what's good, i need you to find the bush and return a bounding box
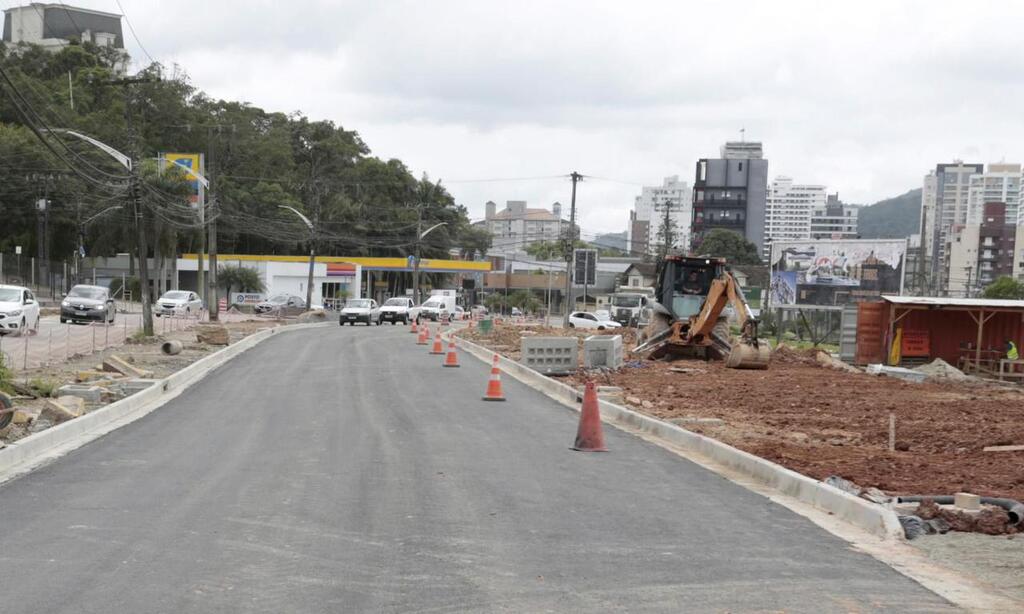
[0,353,12,394]
[28,378,57,398]
[109,276,141,300]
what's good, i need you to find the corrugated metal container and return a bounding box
[855,302,885,365]
[857,300,1024,367]
[840,304,859,363]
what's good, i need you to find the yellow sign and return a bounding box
[163,153,203,205]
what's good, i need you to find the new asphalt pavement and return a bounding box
[0,324,954,612]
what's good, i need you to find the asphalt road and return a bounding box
[0,325,953,612]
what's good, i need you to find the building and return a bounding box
[944,202,1016,297]
[692,141,769,255]
[4,3,123,49]
[763,176,826,257]
[810,193,859,240]
[1015,225,1024,282]
[918,161,984,293]
[628,175,690,255]
[620,262,657,289]
[478,200,574,252]
[966,163,1021,225]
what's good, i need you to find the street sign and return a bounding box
[573,249,597,285]
[15,246,22,255]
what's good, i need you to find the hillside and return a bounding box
[857,189,922,239]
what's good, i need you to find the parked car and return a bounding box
[379,297,415,325]
[511,307,523,317]
[470,305,489,317]
[155,290,202,317]
[0,284,40,336]
[339,298,380,326]
[254,293,305,314]
[60,284,115,324]
[568,311,623,331]
[453,305,466,320]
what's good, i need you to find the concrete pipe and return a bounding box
[161,340,183,356]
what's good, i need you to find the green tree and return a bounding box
[218,265,266,303]
[693,229,762,264]
[981,276,1024,300]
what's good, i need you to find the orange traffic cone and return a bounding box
[430,329,444,355]
[410,319,418,334]
[571,381,607,452]
[443,338,460,367]
[482,354,506,401]
[417,325,429,345]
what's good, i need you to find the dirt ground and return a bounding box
[2,319,282,444]
[459,323,1024,503]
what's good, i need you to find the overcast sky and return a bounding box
[69,0,1024,236]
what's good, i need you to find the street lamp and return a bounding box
[413,221,446,305]
[278,205,316,310]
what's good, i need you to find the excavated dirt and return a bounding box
[463,322,1024,503]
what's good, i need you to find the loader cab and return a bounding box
[656,256,725,319]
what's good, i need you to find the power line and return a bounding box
[114,0,156,65]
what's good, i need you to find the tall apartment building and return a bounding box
[692,141,769,255]
[763,176,826,257]
[477,200,574,252]
[810,193,859,240]
[966,163,1021,225]
[627,175,690,255]
[945,202,1017,297]
[918,161,984,292]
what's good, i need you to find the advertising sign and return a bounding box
[163,153,204,208]
[768,239,906,307]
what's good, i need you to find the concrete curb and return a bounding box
[0,322,330,484]
[453,332,904,541]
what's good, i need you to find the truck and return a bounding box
[609,287,655,327]
[415,289,459,322]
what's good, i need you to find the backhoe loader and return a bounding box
[632,255,771,369]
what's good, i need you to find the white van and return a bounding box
[417,294,457,321]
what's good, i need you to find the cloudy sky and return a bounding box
[68,0,1024,236]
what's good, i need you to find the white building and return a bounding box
[177,256,362,307]
[810,194,859,240]
[966,163,1021,225]
[3,3,128,72]
[918,161,985,292]
[628,175,691,255]
[478,200,574,252]
[763,176,826,257]
[945,224,980,298]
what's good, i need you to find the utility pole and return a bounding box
[563,171,581,327]
[413,206,422,305]
[207,126,219,321]
[110,74,159,336]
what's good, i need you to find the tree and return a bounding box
[981,276,1024,300]
[457,226,492,260]
[693,229,762,264]
[218,265,266,304]
[655,207,678,261]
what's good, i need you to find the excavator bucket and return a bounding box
[724,341,771,369]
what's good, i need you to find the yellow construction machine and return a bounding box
[633,255,771,369]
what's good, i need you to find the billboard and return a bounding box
[768,239,906,307]
[163,153,204,208]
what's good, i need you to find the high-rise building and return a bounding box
[691,141,769,255]
[918,161,984,293]
[476,200,574,252]
[810,193,859,240]
[945,202,1016,297]
[966,163,1021,225]
[763,176,826,257]
[628,175,690,255]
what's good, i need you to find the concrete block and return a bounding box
[954,492,981,511]
[12,410,35,425]
[584,335,623,369]
[75,370,110,383]
[123,379,159,395]
[520,337,577,374]
[41,396,85,423]
[196,324,230,346]
[56,385,104,403]
[102,356,153,379]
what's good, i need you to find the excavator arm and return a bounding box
[688,272,761,345]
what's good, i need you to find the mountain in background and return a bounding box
[856,188,922,239]
[593,231,627,252]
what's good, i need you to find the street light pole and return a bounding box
[278,205,316,309]
[413,219,447,306]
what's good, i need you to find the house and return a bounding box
[620,262,657,289]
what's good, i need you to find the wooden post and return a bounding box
[975,309,984,370]
[889,413,896,452]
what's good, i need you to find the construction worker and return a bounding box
[1007,339,1020,361]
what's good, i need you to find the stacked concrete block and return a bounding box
[521,337,578,375]
[583,335,623,369]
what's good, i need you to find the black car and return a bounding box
[60,285,116,324]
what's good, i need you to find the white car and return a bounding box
[339,298,381,326]
[568,311,623,331]
[155,290,202,317]
[379,297,414,325]
[0,284,40,337]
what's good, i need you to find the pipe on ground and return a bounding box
[897,495,1024,525]
[161,340,183,356]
